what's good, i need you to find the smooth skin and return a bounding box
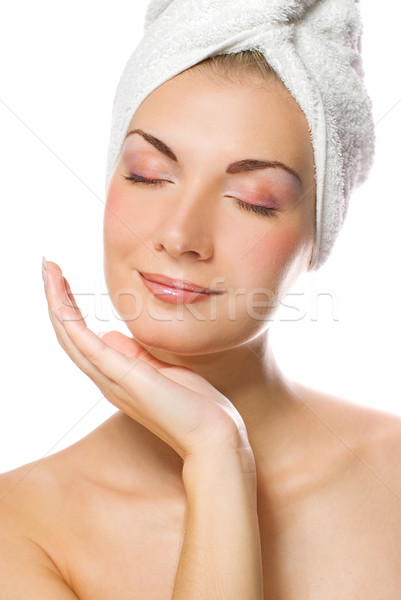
[1,69,401,599]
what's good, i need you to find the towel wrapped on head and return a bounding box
[106,0,375,271]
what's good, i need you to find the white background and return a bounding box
[1,1,400,473]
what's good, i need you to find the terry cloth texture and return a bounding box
[105,0,375,271]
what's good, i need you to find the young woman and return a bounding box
[1,3,400,599]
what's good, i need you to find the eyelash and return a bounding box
[123,173,168,187]
[234,199,278,218]
[122,173,278,217]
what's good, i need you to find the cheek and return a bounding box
[103,178,142,300]
[239,220,312,297]
[104,177,153,258]
[104,177,129,251]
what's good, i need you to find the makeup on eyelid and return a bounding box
[121,149,175,179]
[225,180,297,210]
[227,167,303,196]
[226,163,302,212]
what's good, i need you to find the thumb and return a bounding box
[97,330,142,358]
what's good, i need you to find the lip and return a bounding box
[138,271,224,305]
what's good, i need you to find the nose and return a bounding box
[152,186,214,260]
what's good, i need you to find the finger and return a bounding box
[44,261,85,346]
[45,261,81,317]
[43,262,168,410]
[62,275,86,324]
[98,330,219,398]
[43,262,117,390]
[46,263,173,370]
[52,304,178,405]
[44,262,209,399]
[53,304,155,382]
[98,330,174,370]
[98,331,146,357]
[50,308,201,453]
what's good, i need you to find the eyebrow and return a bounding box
[125,129,178,162]
[124,129,302,185]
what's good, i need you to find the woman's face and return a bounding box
[104,68,316,355]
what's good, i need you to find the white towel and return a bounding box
[105,0,375,270]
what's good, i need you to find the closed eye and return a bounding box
[229,197,278,218]
[122,173,169,186]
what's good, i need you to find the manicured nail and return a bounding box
[52,307,64,323]
[42,264,48,287]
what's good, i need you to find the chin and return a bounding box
[125,319,222,356]
[123,310,270,358]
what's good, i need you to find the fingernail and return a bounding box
[42,256,47,270]
[52,307,64,323]
[98,331,107,339]
[42,265,48,288]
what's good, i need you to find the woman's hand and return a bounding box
[42,258,252,463]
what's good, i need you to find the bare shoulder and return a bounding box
[0,410,182,521]
[0,413,186,599]
[0,459,80,598]
[0,414,149,596]
[290,380,401,496]
[0,411,148,521]
[290,379,401,433]
[0,456,66,530]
